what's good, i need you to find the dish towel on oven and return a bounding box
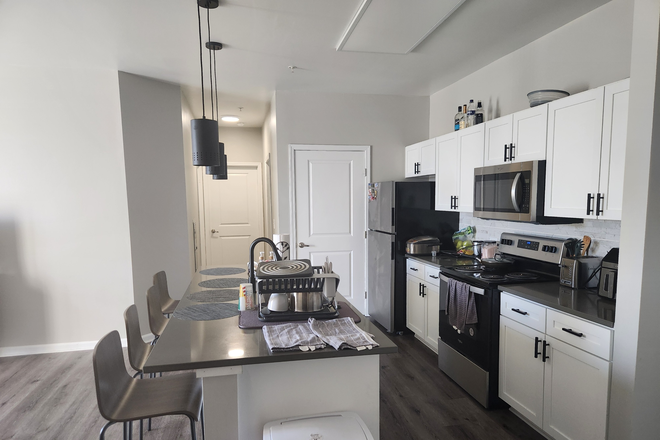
[308,317,379,350]
[446,278,478,332]
[262,322,326,351]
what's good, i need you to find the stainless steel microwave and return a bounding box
[473,160,581,224]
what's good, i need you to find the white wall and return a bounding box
[264,95,279,235]
[0,67,134,354]
[274,91,429,233]
[181,94,201,274]
[429,0,633,137]
[118,72,191,332]
[609,0,660,437]
[219,127,263,164]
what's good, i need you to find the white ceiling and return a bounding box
[0,0,610,128]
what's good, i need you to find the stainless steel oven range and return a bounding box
[437,232,568,408]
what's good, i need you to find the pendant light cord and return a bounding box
[197,3,206,119]
[207,7,214,120]
[214,49,219,119]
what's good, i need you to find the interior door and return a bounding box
[292,148,369,314]
[202,164,264,268]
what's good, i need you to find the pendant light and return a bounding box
[204,37,228,180]
[191,0,220,166]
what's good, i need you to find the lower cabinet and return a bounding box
[406,258,440,353]
[499,292,612,440]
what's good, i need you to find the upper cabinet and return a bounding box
[405,138,436,178]
[545,79,629,220]
[484,105,548,166]
[435,124,484,212]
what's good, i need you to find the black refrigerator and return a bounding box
[367,181,459,333]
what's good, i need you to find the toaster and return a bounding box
[406,236,441,255]
[560,256,600,289]
[598,248,619,299]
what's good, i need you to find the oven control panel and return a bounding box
[499,233,567,265]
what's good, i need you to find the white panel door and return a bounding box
[599,79,630,220]
[435,132,458,211]
[405,145,420,178]
[513,104,548,163]
[456,124,485,212]
[484,114,513,166]
[499,316,545,428]
[543,336,610,440]
[545,87,604,218]
[293,149,368,314]
[203,164,264,267]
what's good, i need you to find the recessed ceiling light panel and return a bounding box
[221,116,240,122]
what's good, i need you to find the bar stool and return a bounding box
[93,330,203,440]
[146,285,169,342]
[153,271,180,316]
[124,304,155,433]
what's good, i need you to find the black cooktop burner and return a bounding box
[476,273,506,281]
[505,272,539,280]
[453,265,484,273]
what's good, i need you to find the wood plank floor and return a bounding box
[0,334,544,439]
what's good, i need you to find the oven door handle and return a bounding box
[511,172,522,212]
[439,274,485,296]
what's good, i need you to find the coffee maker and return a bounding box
[598,248,619,299]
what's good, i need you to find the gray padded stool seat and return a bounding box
[263,412,374,440]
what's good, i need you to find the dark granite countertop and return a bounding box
[499,283,615,328]
[406,254,615,328]
[143,269,398,374]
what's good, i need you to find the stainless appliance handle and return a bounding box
[439,274,485,296]
[511,172,522,212]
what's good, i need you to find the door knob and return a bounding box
[211,229,217,233]
[299,242,310,248]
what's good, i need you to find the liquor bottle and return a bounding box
[475,101,484,125]
[459,104,467,130]
[467,99,476,127]
[454,106,462,131]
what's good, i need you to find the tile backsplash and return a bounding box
[459,213,620,258]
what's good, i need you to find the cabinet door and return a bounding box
[484,115,513,166]
[499,316,545,428]
[456,124,485,212]
[406,275,425,336]
[598,79,629,220]
[405,144,420,178]
[424,283,439,353]
[545,87,604,218]
[419,139,437,176]
[513,104,548,163]
[435,132,458,211]
[543,336,610,440]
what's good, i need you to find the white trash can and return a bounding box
[263,411,375,440]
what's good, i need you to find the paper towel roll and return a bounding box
[272,234,290,260]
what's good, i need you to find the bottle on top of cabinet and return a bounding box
[454,106,462,131]
[476,101,484,125]
[467,99,476,127]
[459,104,467,130]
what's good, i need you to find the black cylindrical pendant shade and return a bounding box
[212,154,228,180]
[191,119,220,166]
[205,143,225,174]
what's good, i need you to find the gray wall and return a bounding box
[118,72,191,332]
[219,127,264,164]
[274,90,429,233]
[429,0,633,136]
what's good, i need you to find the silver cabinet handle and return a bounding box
[299,242,310,248]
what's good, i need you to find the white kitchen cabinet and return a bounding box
[423,283,439,352]
[405,138,436,178]
[484,105,548,166]
[499,292,613,440]
[545,79,629,220]
[406,259,440,353]
[499,316,545,427]
[543,336,610,440]
[406,274,425,337]
[435,125,484,212]
[434,132,458,211]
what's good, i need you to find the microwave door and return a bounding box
[511,172,523,212]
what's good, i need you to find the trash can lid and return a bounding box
[263,411,374,440]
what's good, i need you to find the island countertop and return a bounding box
[143,269,398,374]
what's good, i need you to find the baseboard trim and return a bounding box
[0,338,128,358]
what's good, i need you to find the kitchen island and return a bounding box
[144,268,397,439]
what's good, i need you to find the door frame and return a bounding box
[197,162,264,269]
[288,144,371,310]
